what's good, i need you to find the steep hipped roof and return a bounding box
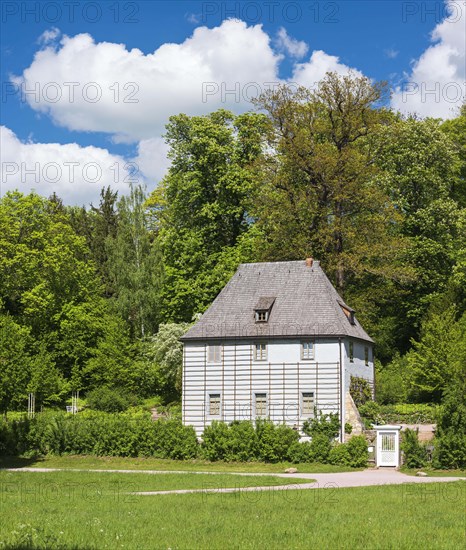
[182,260,373,343]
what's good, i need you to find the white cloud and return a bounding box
[8,19,364,203]
[0,126,134,205]
[13,20,282,143]
[292,50,363,88]
[384,48,399,59]
[37,27,61,46]
[391,0,465,119]
[134,137,171,183]
[275,27,308,59]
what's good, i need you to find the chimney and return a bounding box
[305,257,313,268]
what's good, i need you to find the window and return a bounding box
[349,341,354,363]
[301,341,315,360]
[254,342,267,361]
[365,346,369,366]
[208,393,221,417]
[254,297,275,323]
[301,392,314,417]
[255,310,268,322]
[255,393,267,417]
[338,301,356,325]
[207,344,221,363]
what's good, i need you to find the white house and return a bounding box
[181,259,374,441]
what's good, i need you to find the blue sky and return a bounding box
[1,1,465,204]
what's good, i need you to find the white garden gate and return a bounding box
[375,425,401,467]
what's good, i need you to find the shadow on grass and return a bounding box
[0,455,46,469]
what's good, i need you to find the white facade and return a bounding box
[182,338,374,440]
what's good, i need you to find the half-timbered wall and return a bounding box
[182,339,352,437]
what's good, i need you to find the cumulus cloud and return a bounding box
[275,27,308,59]
[12,20,282,142]
[0,126,134,205]
[292,50,363,88]
[37,27,61,46]
[133,137,171,184]
[391,0,465,119]
[8,19,363,203]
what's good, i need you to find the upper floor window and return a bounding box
[365,346,369,366]
[208,344,222,363]
[301,341,315,360]
[254,342,267,361]
[349,341,354,363]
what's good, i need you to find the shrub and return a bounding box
[401,428,428,468]
[202,420,299,463]
[256,420,299,463]
[346,435,369,467]
[4,411,198,460]
[227,421,259,462]
[153,419,198,459]
[329,444,351,465]
[358,401,381,425]
[328,436,368,467]
[302,412,340,440]
[433,376,466,469]
[86,386,139,413]
[309,434,332,463]
[201,421,231,461]
[350,376,372,407]
[289,441,314,463]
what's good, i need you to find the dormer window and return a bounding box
[255,310,269,322]
[254,296,275,323]
[338,300,356,325]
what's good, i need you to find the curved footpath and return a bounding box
[4,467,464,496]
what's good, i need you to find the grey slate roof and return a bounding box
[182,260,373,343]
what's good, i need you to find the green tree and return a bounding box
[373,118,463,333]
[150,109,269,321]
[441,104,466,207]
[252,73,408,294]
[0,314,31,416]
[106,184,163,338]
[405,307,461,402]
[144,322,191,401]
[0,191,99,335]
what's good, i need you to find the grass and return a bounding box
[0,469,464,549]
[0,469,307,493]
[0,454,359,473]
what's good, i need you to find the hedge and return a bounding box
[0,413,369,467]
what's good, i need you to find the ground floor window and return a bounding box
[301,392,315,417]
[254,393,267,417]
[208,393,221,417]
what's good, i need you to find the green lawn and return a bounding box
[0,469,464,549]
[0,469,307,493]
[0,454,358,473]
